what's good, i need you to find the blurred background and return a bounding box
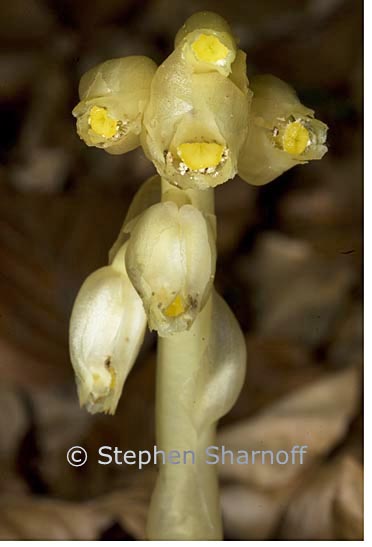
[0,0,363,540]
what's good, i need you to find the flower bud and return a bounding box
[69,244,147,414]
[192,291,246,430]
[175,11,237,77]
[142,48,251,190]
[238,75,328,185]
[73,56,157,155]
[125,201,216,336]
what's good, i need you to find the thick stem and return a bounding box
[147,298,222,540]
[146,178,222,540]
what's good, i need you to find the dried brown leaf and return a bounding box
[278,157,363,263]
[0,387,29,495]
[0,496,108,540]
[0,387,28,460]
[28,388,93,497]
[93,469,156,540]
[237,232,356,348]
[221,484,290,540]
[217,366,360,489]
[328,302,363,369]
[334,456,364,539]
[224,335,320,422]
[0,184,131,387]
[279,454,363,540]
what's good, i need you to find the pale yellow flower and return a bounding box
[125,201,216,336]
[238,75,328,185]
[175,11,237,77]
[73,56,157,154]
[142,47,251,190]
[69,244,147,414]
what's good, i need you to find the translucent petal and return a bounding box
[69,247,147,414]
[125,201,216,335]
[193,290,246,429]
[238,74,328,185]
[175,11,235,48]
[142,48,251,190]
[73,56,157,154]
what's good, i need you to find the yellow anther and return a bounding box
[282,121,310,155]
[177,142,224,170]
[92,366,116,390]
[109,368,116,389]
[89,106,118,139]
[164,294,185,318]
[191,34,229,64]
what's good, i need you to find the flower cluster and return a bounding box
[70,11,328,414]
[73,11,327,189]
[69,175,218,413]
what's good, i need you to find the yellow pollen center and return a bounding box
[191,34,229,64]
[164,295,185,318]
[89,106,118,139]
[177,142,224,170]
[282,121,310,155]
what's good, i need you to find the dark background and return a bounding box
[0,0,363,540]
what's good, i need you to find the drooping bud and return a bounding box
[73,56,157,154]
[193,290,246,430]
[141,47,251,190]
[125,201,216,336]
[69,244,147,414]
[238,75,328,185]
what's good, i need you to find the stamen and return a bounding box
[89,106,118,139]
[164,294,186,317]
[177,142,225,170]
[191,34,229,64]
[282,121,310,155]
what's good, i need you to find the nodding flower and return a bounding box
[73,56,157,155]
[125,201,216,336]
[69,243,147,414]
[141,44,251,190]
[238,74,328,186]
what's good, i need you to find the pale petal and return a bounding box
[69,247,147,414]
[73,56,157,154]
[125,202,216,335]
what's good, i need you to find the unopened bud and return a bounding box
[193,291,246,429]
